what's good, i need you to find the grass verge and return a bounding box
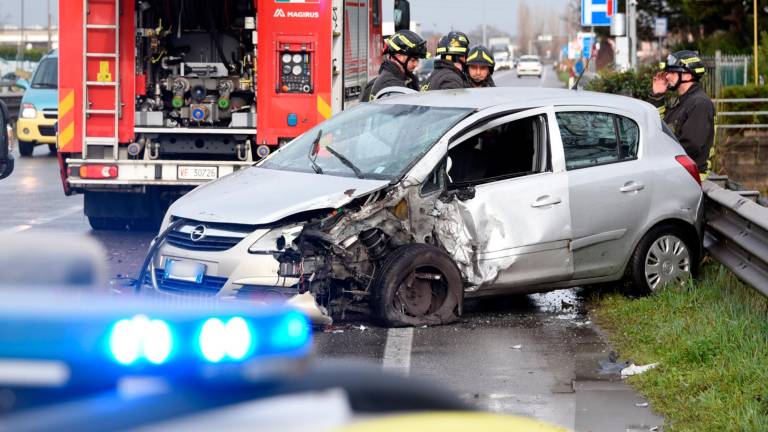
[591,263,768,431]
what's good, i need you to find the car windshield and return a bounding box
[31,58,57,89]
[259,103,471,180]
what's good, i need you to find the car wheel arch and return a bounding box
[621,217,701,278]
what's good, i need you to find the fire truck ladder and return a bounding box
[82,0,120,160]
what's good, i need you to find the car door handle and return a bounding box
[531,195,562,208]
[620,181,645,193]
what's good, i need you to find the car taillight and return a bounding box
[675,155,701,186]
[79,164,118,179]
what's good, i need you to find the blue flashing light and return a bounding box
[287,113,298,127]
[198,316,256,363]
[108,315,174,366]
[271,311,310,351]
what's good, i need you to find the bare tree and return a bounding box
[517,0,533,54]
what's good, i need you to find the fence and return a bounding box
[703,176,768,297]
[702,52,753,98]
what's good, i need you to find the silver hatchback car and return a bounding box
[143,88,704,327]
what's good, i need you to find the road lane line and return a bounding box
[0,205,82,234]
[382,327,414,376]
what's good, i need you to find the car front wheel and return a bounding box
[18,140,34,157]
[629,225,697,294]
[372,243,463,327]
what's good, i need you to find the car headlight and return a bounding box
[6,125,13,153]
[20,103,37,119]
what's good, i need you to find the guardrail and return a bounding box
[0,82,23,119]
[713,98,768,130]
[703,175,768,296]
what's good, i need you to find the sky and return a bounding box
[0,0,570,33]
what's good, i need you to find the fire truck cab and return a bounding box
[58,0,411,230]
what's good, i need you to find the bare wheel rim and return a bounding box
[393,266,448,318]
[644,234,691,291]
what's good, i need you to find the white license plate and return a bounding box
[164,259,207,283]
[178,166,218,180]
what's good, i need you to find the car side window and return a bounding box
[447,114,546,185]
[556,112,639,170]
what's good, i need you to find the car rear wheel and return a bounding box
[372,243,462,327]
[629,225,696,295]
[18,140,34,157]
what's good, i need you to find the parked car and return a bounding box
[0,99,14,179]
[516,54,542,78]
[141,88,704,327]
[14,50,58,157]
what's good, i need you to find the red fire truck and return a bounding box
[58,0,411,230]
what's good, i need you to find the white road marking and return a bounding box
[382,327,414,376]
[0,205,82,234]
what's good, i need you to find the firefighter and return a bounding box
[649,50,715,175]
[466,46,496,88]
[422,31,471,91]
[360,30,429,102]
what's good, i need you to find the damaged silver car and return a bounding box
[141,88,704,327]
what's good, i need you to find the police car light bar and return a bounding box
[0,289,312,387]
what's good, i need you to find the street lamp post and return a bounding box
[754,0,759,85]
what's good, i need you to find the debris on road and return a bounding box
[635,402,650,408]
[512,344,522,350]
[621,363,659,378]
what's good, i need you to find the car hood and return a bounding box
[21,87,57,109]
[169,167,391,225]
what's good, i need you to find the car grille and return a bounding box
[146,269,226,296]
[166,220,254,252]
[236,284,298,301]
[38,125,56,136]
[42,110,58,119]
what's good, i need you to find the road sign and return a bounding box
[582,36,594,59]
[581,0,616,27]
[654,17,668,38]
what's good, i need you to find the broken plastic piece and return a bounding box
[621,363,659,378]
[286,292,333,326]
[512,345,522,350]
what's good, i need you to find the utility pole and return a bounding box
[47,0,52,51]
[627,0,637,69]
[17,0,24,69]
[754,0,759,85]
[482,0,487,47]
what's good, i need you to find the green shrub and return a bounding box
[584,66,656,99]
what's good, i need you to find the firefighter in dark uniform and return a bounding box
[422,31,471,91]
[466,46,496,88]
[648,50,715,175]
[360,30,429,102]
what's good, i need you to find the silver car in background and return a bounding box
[143,88,704,327]
[516,55,543,78]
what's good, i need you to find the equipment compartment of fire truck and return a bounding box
[58,0,409,230]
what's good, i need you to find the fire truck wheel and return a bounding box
[88,216,128,231]
[48,144,57,155]
[18,141,34,157]
[372,243,462,328]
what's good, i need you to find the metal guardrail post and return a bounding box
[703,179,768,296]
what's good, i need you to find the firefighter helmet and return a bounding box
[436,31,470,60]
[466,46,495,75]
[660,50,706,80]
[384,30,429,59]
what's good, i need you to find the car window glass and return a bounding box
[447,115,544,185]
[618,116,639,160]
[556,112,619,170]
[31,58,57,89]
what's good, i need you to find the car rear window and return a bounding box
[556,112,639,170]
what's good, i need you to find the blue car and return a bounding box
[15,50,58,157]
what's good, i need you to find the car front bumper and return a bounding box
[16,112,57,144]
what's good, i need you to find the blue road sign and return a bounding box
[582,36,594,59]
[575,60,585,75]
[581,0,616,27]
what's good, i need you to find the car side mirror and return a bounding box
[394,0,411,32]
[14,78,29,90]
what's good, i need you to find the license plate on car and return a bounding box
[178,166,218,180]
[164,259,207,283]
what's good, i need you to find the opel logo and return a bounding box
[190,225,207,242]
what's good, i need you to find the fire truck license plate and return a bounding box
[178,166,218,180]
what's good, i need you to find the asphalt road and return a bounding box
[0,67,664,431]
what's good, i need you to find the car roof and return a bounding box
[376,87,660,125]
